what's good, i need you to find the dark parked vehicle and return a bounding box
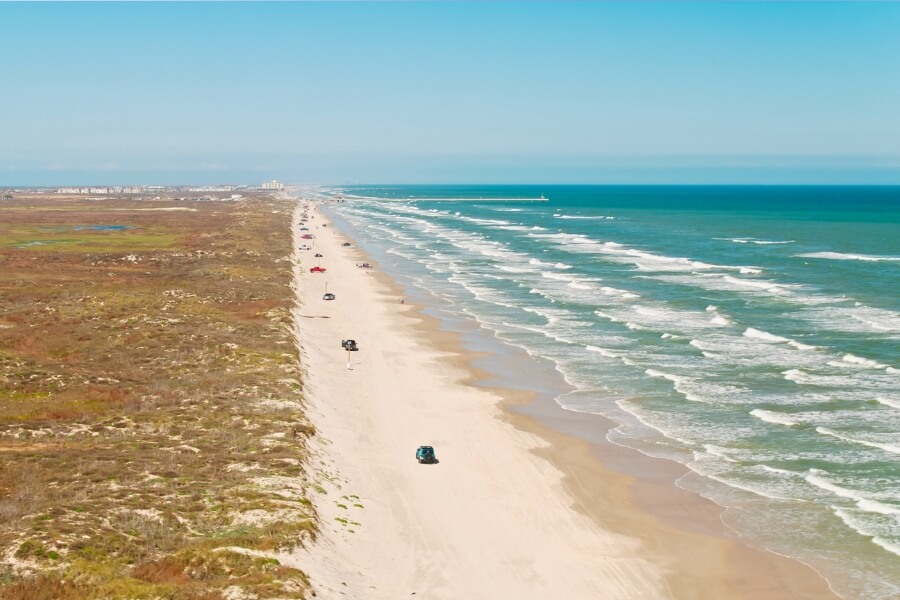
[416,446,437,464]
[341,339,359,351]
[314,253,323,257]
[323,293,336,301]
[341,242,352,247]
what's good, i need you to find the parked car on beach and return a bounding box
[323,293,335,301]
[416,446,437,464]
[310,266,326,273]
[341,242,352,247]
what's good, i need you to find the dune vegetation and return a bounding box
[0,194,316,599]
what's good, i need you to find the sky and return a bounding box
[1,1,900,185]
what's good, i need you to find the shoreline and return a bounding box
[293,198,839,599]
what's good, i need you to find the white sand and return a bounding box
[289,200,667,599]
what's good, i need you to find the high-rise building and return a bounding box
[261,180,284,191]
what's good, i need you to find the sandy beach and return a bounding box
[289,199,838,599]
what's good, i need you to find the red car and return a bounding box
[310,266,326,273]
[301,234,314,239]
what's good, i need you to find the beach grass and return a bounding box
[0,194,316,598]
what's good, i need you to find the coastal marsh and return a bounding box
[0,194,316,599]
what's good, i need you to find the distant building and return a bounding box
[261,180,284,191]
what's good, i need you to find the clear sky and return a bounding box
[2,1,899,185]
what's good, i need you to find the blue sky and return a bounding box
[2,2,899,185]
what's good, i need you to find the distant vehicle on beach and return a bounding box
[323,293,335,301]
[302,234,315,239]
[341,242,352,247]
[310,266,326,273]
[416,446,437,464]
[341,339,359,351]
[314,253,323,257]
[299,227,309,230]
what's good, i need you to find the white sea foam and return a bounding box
[796,304,900,335]
[761,465,798,477]
[615,399,695,446]
[806,470,866,501]
[876,397,900,409]
[586,345,621,358]
[644,369,709,402]
[787,340,819,351]
[530,231,760,274]
[716,237,794,245]
[741,328,817,351]
[857,499,900,516]
[541,271,575,282]
[634,306,668,318]
[705,305,718,312]
[553,214,616,220]
[750,409,799,427]
[497,265,535,274]
[872,537,900,558]
[645,369,685,384]
[687,461,797,501]
[816,427,900,455]
[797,252,900,262]
[744,327,790,343]
[783,369,812,384]
[601,286,640,299]
[832,508,900,558]
[701,444,739,463]
[529,258,554,267]
[594,310,621,322]
[840,353,891,370]
[710,315,731,326]
[649,273,799,297]
[723,275,786,293]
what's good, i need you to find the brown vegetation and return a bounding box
[0,194,314,598]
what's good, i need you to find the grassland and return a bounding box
[0,194,316,599]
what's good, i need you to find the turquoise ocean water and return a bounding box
[317,185,899,599]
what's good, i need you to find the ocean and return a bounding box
[314,185,900,599]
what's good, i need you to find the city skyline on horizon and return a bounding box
[2,2,899,185]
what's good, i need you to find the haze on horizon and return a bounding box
[2,2,899,186]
